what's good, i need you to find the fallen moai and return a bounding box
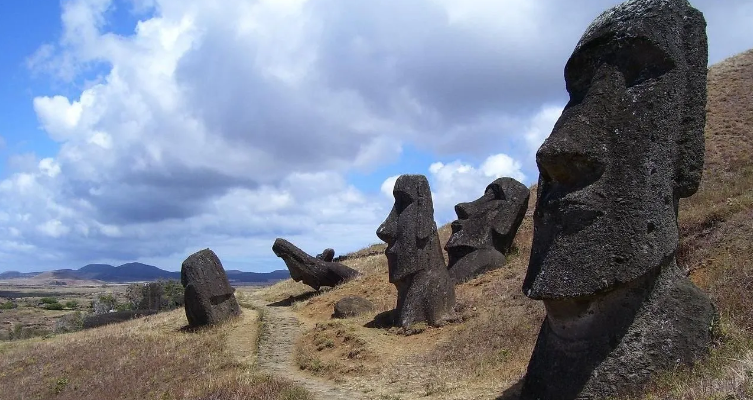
[272,238,360,290]
[520,1,717,398]
[376,174,455,328]
[181,248,242,327]
[445,177,529,283]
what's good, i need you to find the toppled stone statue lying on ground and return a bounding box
[182,248,242,327]
[377,174,455,328]
[520,0,717,398]
[272,238,360,290]
[445,177,529,283]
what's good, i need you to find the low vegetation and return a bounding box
[0,308,310,400]
[1,49,752,400]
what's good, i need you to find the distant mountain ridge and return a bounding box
[0,262,289,284]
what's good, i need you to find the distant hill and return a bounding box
[0,271,41,279]
[92,262,180,282]
[225,269,291,283]
[1,262,290,284]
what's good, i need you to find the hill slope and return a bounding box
[3,49,752,400]
[251,49,753,400]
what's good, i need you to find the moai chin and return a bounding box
[445,177,529,284]
[520,0,717,398]
[376,174,455,328]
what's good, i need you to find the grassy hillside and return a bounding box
[2,49,752,400]
[0,306,311,400]
[255,49,753,399]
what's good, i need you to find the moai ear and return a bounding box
[674,7,707,199]
[416,178,435,241]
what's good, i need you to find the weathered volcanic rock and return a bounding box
[315,248,335,262]
[333,296,375,319]
[376,174,455,328]
[272,239,360,290]
[520,1,717,399]
[445,177,529,283]
[181,248,241,327]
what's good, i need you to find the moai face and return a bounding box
[446,181,506,265]
[523,0,707,300]
[446,178,528,266]
[377,175,436,283]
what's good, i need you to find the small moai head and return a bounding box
[376,174,437,283]
[523,0,708,299]
[446,177,529,266]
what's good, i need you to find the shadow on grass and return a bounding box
[364,309,394,329]
[495,379,524,400]
[267,290,321,307]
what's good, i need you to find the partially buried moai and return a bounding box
[181,248,242,327]
[445,177,529,284]
[377,174,455,328]
[520,0,716,398]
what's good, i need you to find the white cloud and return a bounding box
[1,0,749,271]
[380,175,400,199]
[428,154,525,223]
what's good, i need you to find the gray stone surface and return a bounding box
[181,248,241,327]
[376,174,455,328]
[316,248,335,262]
[445,177,529,283]
[520,1,717,398]
[272,239,360,290]
[333,296,375,319]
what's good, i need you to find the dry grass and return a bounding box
[0,309,310,400]
[3,49,752,400]
[255,49,753,399]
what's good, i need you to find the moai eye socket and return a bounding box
[394,190,414,214]
[565,35,676,106]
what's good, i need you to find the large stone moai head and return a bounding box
[181,248,241,327]
[520,1,716,398]
[445,177,529,283]
[377,175,455,328]
[524,0,707,299]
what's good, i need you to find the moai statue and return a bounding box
[376,174,455,328]
[181,248,242,327]
[272,239,360,290]
[315,248,336,262]
[445,177,529,283]
[520,1,717,398]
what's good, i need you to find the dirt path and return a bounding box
[248,293,368,400]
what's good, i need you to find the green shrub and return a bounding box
[64,300,79,309]
[0,301,16,310]
[44,303,65,310]
[40,297,59,305]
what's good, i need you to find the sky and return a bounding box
[0,0,751,273]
